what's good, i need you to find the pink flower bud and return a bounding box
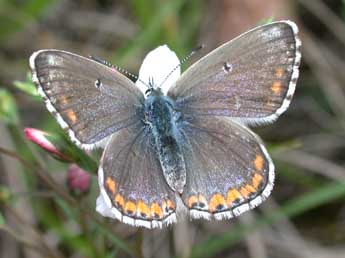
[67,164,91,193]
[24,128,70,161]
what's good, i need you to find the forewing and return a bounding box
[98,122,177,228]
[168,21,301,125]
[179,117,274,220]
[30,50,144,149]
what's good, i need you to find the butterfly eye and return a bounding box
[95,78,102,89]
[145,88,152,95]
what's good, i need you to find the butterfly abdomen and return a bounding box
[144,90,186,194]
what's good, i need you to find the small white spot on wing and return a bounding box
[222,62,232,74]
[94,78,102,89]
[29,49,114,150]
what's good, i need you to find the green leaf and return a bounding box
[56,198,77,221]
[0,211,5,225]
[114,0,187,65]
[0,0,58,43]
[128,0,154,26]
[0,89,19,125]
[13,72,40,99]
[22,0,59,18]
[44,131,98,173]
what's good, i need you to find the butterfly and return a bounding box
[30,20,301,229]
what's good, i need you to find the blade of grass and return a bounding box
[0,146,133,255]
[113,0,186,65]
[95,220,135,256]
[187,180,345,258]
[0,0,57,43]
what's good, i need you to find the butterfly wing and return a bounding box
[168,21,301,125]
[97,122,177,228]
[178,116,274,220]
[30,50,144,149]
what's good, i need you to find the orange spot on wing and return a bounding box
[115,194,124,209]
[137,200,150,218]
[275,68,284,78]
[209,194,227,212]
[188,195,198,208]
[150,203,163,219]
[166,199,175,210]
[245,184,256,194]
[271,81,282,94]
[60,96,68,105]
[252,173,263,189]
[162,199,175,214]
[124,201,136,215]
[106,177,116,194]
[167,199,175,209]
[240,187,251,198]
[66,109,77,123]
[254,155,264,171]
[226,189,241,206]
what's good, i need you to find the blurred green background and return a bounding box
[1,0,345,258]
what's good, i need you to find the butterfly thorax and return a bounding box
[144,88,186,194]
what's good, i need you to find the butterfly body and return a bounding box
[30,20,301,228]
[144,88,186,193]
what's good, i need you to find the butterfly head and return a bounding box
[143,86,181,133]
[144,76,158,96]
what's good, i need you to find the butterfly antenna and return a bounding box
[89,56,150,89]
[158,44,204,89]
